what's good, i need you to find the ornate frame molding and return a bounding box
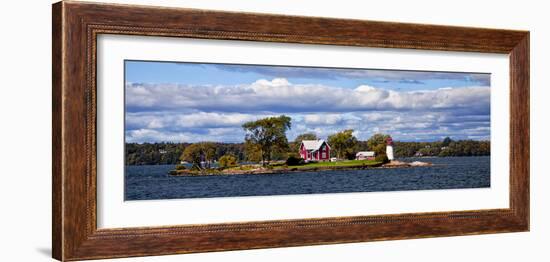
[53,1,529,261]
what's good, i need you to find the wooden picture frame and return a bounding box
[52,1,529,261]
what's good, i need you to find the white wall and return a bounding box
[0,0,547,261]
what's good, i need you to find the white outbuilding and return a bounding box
[356,151,376,160]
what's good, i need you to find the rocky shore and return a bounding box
[381,160,433,168]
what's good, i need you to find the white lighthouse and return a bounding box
[386,136,395,161]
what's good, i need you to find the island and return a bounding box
[167,117,435,176]
[169,159,386,176]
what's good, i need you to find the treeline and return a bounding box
[393,138,490,158]
[126,137,490,166]
[126,142,246,166]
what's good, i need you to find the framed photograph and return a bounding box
[52,1,529,261]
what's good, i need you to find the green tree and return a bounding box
[417,145,441,156]
[366,133,390,156]
[442,137,453,147]
[328,129,358,160]
[242,115,292,166]
[295,133,318,142]
[244,140,263,163]
[218,154,238,169]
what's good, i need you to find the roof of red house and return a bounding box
[301,140,330,151]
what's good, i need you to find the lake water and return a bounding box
[125,156,490,200]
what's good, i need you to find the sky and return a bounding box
[125,60,491,144]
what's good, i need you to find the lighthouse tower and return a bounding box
[386,136,395,161]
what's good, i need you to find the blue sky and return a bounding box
[125,60,491,143]
[126,61,489,91]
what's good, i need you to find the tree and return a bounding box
[328,129,358,160]
[181,143,203,170]
[366,133,390,156]
[201,142,216,168]
[242,115,292,166]
[442,137,453,147]
[295,133,318,142]
[290,133,318,153]
[180,142,216,170]
[218,154,238,169]
[244,140,262,163]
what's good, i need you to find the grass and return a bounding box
[170,159,383,176]
[276,159,382,170]
[224,165,260,172]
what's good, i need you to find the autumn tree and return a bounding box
[242,115,291,166]
[181,144,202,170]
[218,154,238,169]
[327,129,358,160]
[201,142,216,168]
[180,142,216,170]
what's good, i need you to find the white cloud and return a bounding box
[126,129,194,143]
[126,78,490,114]
[124,79,491,143]
[126,109,490,143]
[126,112,269,130]
[126,127,247,143]
[212,64,491,86]
[303,114,343,125]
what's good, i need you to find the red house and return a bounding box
[299,140,331,161]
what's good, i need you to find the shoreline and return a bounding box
[169,160,433,177]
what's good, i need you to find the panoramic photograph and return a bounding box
[124,60,491,201]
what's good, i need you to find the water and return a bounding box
[125,156,490,200]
